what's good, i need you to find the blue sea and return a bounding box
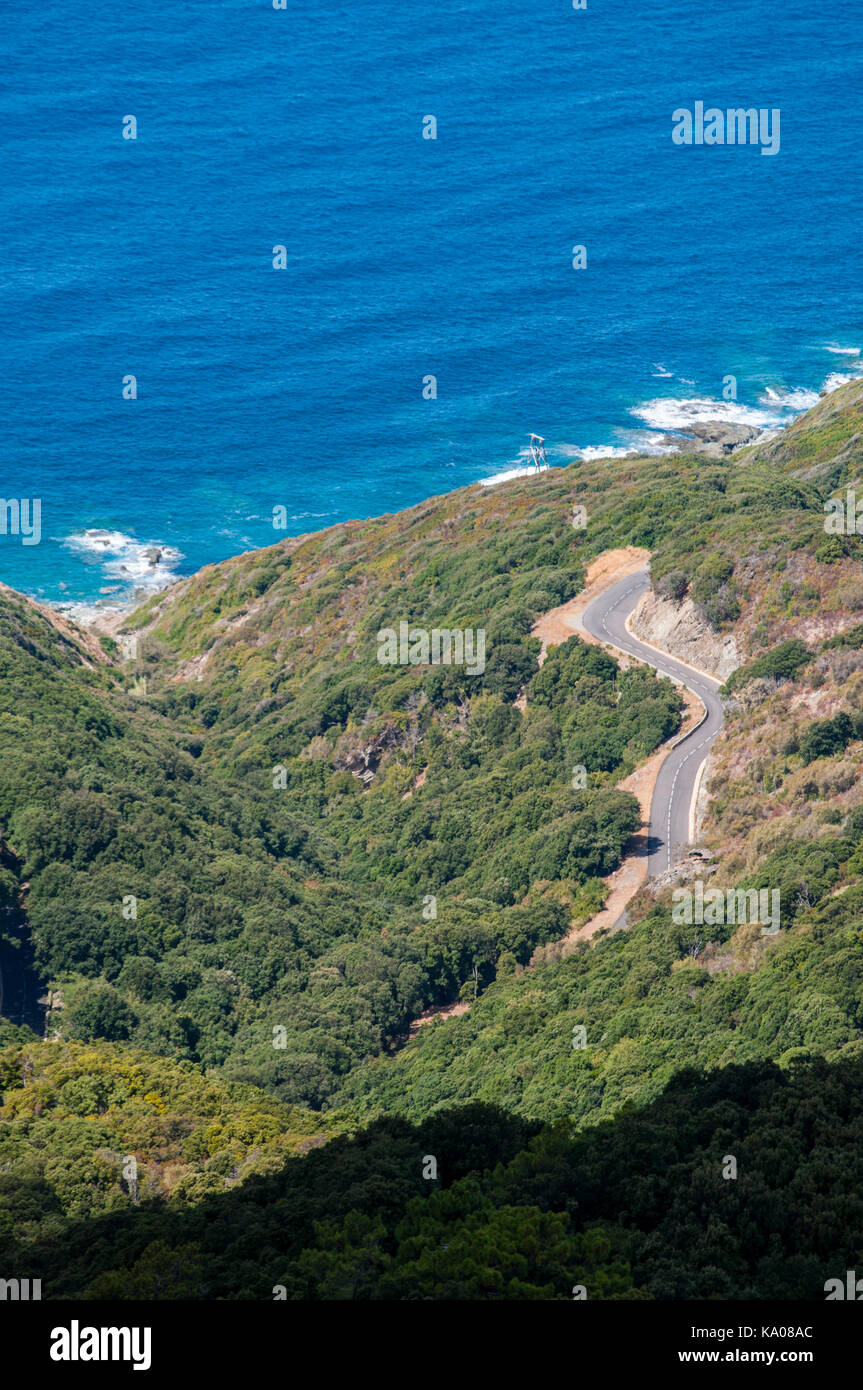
[1,0,861,613]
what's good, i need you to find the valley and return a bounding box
[2,379,863,1298]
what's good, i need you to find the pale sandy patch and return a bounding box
[86,609,129,642]
[531,546,651,666]
[398,547,710,1042]
[409,999,471,1034]
[528,547,710,944]
[565,686,704,945]
[401,766,429,800]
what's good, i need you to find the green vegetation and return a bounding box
[3,379,863,1298]
[0,574,673,1107]
[799,712,860,765]
[725,639,812,692]
[4,1053,863,1300]
[823,622,863,651]
[0,1042,334,1242]
[332,808,863,1122]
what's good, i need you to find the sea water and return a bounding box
[0,0,860,611]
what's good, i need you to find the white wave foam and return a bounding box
[631,395,782,432]
[823,343,861,356]
[63,529,183,598]
[65,528,133,556]
[574,445,640,462]
[631,373,853,440]
[57,601,128,627]
[823,369,863,394]
[481,425,677,481]
[475,354,863,493]
[479,463,547,487]
[760,386,821,412]
[573,431,674,460]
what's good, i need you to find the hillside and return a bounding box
[0,487,685,1101]
[2,378,863,1297]
[5,1055,863,1299]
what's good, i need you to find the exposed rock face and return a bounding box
[333,720,407,782]
[689,421,761,449]
[693,759,714,843]
[647,850,716,897]
[661,420,761,458]
[629,590,740,681]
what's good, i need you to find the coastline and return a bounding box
[27,359,863,630]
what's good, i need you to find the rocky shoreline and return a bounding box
[658,419,764,458]
[39,404,814,633]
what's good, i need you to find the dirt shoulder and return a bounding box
[563,685,703,946]
[531,545,652,666]
[403,549,710,1042]
[539,549,707,945]
[409,999,471,1035]
[529,545,708,947]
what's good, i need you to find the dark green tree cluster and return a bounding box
[0,569,672,1105]
[798,712,859,765]
[4,1055,863,1300]
[725,639,812,692]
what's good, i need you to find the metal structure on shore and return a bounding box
[528,433,549,472]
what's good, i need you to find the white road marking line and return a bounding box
[593,582,722,873]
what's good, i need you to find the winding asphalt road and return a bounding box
[581,568,725,877]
